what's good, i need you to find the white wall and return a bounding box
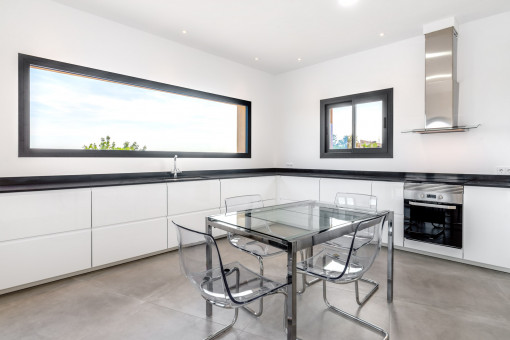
[274,11,510,175]
[0,0,277,177]
[1,1,509,177]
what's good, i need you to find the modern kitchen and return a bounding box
[1,0,510,339]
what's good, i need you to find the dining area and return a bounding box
[1,187,509,339]
[174,193,394,340]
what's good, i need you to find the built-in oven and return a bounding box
[404,183,463,249]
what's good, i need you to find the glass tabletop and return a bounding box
[208,200,383,242]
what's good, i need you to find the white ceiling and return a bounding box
[52,0,510,74]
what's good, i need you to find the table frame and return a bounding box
[205,202,394,340]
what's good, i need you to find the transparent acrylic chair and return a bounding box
[224,194,286,316]
[327,193,378,251]
[173,221,288,340]
[321,192,381,305]
[296,215,389,340]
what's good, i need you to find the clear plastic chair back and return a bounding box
[173,221,286,308]
[225,194,264,213]
[334,192,377,212]
[333,193,378,245]
[298,214,386,281]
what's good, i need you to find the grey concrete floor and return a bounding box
[1,240,510,340]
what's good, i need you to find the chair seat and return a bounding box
[190,261,287,308]
[229,234,284,257]
[296,247,367,282]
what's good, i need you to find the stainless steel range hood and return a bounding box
[403,27,479,134]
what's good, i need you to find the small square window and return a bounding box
[320,88,393,158]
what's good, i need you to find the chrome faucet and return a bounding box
[170,155,182,178]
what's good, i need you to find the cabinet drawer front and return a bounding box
[320,178,372,203]
[220,176,276,207]
[0,189,91,241]
[464,186,510,268]
[92,184,167,227]
[168,180,220,215]
[168,209,222,248]
[92,218,167,267]
[0,230,91,291]
[277,176,320,202]
[372,181,404,215]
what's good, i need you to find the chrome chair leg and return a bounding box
[297,250,321,295]
[242,256,263,316]
[204,309,239,340]
[205,267,241,340]
[355,277,379,306]
[322,281,389,340]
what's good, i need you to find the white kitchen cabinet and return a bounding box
[277,176,320,204]
[92,217,167,267]
[0,230,91,291]
[169,209,223,247]
[220,176,276,207]
[319,178,372,202]
[167,180,220,215]
[464,186,510,269]
[92,184,167,227]
[0,189,91,242]
[371,181,404,215]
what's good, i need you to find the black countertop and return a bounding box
[0,168,509,193]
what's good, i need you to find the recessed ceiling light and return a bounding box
[254,57,259,61]
[338,0,358,7]
[297,58,302,62]
[181,30,188,35]
[379,32,385,37]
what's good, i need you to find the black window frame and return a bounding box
[320,88,393,158]
[18,54,251,158]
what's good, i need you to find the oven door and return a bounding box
[404,200,462,248]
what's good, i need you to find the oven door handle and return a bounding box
[409,201,457,210]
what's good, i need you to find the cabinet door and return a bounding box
[92,184,167,227]
[0,189,91,241]
[169,209,223,248]
[319,178,372,203]
[220,176,276,207]
[168,180,220,215]
[0,230,91,291]
[92,217,167,267]
[464,186,510,268]
[277,176,320,204]
[372,181,404,215]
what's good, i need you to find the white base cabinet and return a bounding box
[464,186,510,268]
[320,178,372,202]
[277,176,320,203]
[9,175,510,293]
[92,218,167,267]
[0,189,91,242]
[220,176,276,207]
[0,230,91,290]
[92,184,167,227]
[169,209,223,248]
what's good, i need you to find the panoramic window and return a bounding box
[18,54,251,158]
[320,88,393,158]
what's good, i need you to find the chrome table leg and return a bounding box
[387,211,394,303]
[286,242,297,340]
[206,221,213,317]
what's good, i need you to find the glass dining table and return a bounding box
[205,200,394,340]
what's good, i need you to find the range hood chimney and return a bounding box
[403,22,479,134]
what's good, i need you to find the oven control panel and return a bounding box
[404,183,463,204]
